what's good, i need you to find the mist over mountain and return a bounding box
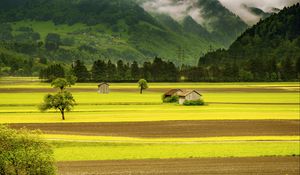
[138,0,298,25]
[197,3,300,81]
[218,0,299,25]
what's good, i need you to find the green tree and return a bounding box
[51,77,76,91]
[39,78,76,120]
[131,61,140,80]
[117,60,125,81]
[106,60,117,81]
[281,57,295,80]
[138,79,148,94]
[0,125,56,175]
[296,57,300,76]
[39,64,65,82]
[91,60,107,82]
[45,33,61,51]
[72,60,90,82]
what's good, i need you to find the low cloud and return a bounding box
[142,0,204,24]
[218,0,299,25]
[139,0,299,26]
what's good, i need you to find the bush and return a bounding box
[183,99,205,106]
[0,125,56,175]
[163,95,179,103]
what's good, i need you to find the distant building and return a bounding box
[163,89,184,98]
[163,89,202,104]
[98,83,110,94]
[177,90,202,105]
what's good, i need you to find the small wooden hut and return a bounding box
[177,90,202,104]
[163,89,202,104]
[98,83,110,94]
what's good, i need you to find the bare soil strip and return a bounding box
[0,87,298,93]
[10,120,300,138]
[57,156,300,175]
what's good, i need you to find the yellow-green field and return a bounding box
[53,141,299,161]
[0,77,299,161]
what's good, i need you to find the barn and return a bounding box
[98,83,110,94]
[177,90,202,105]
[163,89,202,104]
[163,89,184,98]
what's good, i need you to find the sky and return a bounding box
[140,0,299,25]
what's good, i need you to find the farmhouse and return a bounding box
[163,89,202,104]
[98,83,110,94]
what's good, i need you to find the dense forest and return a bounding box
[197,3,300,81]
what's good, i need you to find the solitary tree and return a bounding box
[138,79,148,94]
[51,78,71,91]
[39,78,76,120]
[51,76,77,91]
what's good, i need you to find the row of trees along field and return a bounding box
[39,56,300,83]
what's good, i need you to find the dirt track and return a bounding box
[57,156,300,175]
[10,120,300,137]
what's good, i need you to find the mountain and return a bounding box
[0,0,225,67]
[242,4,273,20]
[0,0,297,77]
[198,3,300,81]
[137,0,249,46]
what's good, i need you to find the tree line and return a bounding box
[39,56,300,83]
[40,57,179,82]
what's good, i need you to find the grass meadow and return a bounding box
[0,77,299,161]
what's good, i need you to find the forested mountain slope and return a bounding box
[0,0,226,68]
[198,3,300,81]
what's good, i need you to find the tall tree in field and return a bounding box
[39,78,76,120]
[51,78,76,91]
[138,79,148,94]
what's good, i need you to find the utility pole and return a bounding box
[177,46,185,67]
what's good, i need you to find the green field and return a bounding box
[0,77,299,161]
[53,141,299,161]
[0,104,298,123]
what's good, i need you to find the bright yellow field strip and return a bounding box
[0,107,298,123]
[0,104,298,113]
[43,135,300,143]
[0,92,299,105]
[53,142,300,161]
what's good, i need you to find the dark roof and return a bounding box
[177,90,202,97]
[98,82,110,87]
[164,89,183,96]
